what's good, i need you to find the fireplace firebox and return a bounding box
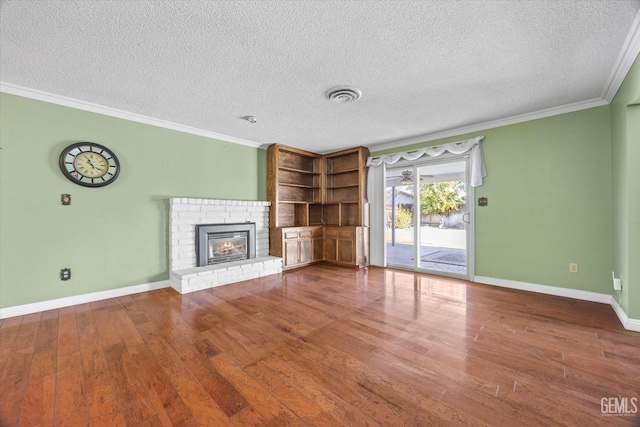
[196,222,256,267]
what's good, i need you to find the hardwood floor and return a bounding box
[1,265,639,426]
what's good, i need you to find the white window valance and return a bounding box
[366,136,487,187]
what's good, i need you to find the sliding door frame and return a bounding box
[381,153,475,281]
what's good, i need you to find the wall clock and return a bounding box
[58,142,120,187]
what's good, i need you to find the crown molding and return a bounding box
[366,97,608,153]
[367,12,640,154]
[602,10,640,102]
[0,82,264,149]
[5,8,637,158]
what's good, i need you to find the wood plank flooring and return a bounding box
[1,265,639,426]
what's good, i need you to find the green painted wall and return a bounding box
[611,54,640,318]
[374,106,613,295]
[0,93,266,308]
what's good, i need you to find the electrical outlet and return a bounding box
[60,268,71,281]
[569,263,578,273]
[612,271,622,291]
[613,278,622,291]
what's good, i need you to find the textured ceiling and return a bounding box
[1,1,639,153]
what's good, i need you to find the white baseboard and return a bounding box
[3,275,638,333]
[474,276,612,303]
[0,280,171,319]
[474,276,640,332]
[610,297,640,332]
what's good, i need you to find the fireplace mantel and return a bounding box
[169,198,282,293]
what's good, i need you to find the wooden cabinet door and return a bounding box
[324,237,337,262]
[284,239,300,267]
[299,239,312,264]
[324,227,337,262]
[338,239,354,264]
[312,238,324,262]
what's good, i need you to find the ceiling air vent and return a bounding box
[326,87,361,103]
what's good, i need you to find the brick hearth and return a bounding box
[169,198,282,293]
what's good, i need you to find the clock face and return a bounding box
[74,151,109,178]
[59,142,120,187]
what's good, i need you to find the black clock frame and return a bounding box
[58,142,120,188]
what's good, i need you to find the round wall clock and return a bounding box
[58,142,120,187]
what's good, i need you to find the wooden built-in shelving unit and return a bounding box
[267,145,322,229]
[267,144,370,269]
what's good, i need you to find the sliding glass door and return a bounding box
[385,178,415,268]
[385,157,472,279]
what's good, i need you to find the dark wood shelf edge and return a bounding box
[279,166,321,175]
[278,200,321,204]
[278,182,321,189]
[325,169,359,175]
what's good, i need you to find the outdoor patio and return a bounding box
[385,226,467,275]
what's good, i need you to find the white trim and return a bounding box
[610,297,640,333]
[0,82,263,149]
[367,163,387,267]
[474,275,612,303]
[3,11,638,155]
[464,158,475,282]
[3,273,639,332]
[602,10,640,102]
[0,280,170,319]
[474,276,640,332]
[367,12,640,154]
[367,98,608,153]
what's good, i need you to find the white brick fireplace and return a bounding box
[169,198,282,293]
